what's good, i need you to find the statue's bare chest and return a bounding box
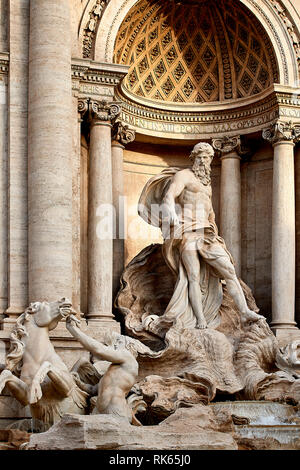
[180,176,211,205]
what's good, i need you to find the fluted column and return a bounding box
[263,121,300,337]
[111,122,135,299]
[212,136,242,277]
[28,0,72,302]
[79,99,120,327]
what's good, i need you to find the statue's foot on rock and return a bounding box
[242,310,265,325]
[0,369,13,393]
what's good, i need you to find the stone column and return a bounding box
[111,122,135,300]
[79,99,120,329]
[212,136,242,277]
[72,90,82,313]
[28,0,73,302]
[0,57,8,317]
[295,144,300,328]
[263,121,300,340]
[5,0,29,323]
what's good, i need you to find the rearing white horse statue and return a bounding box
[0,299,90,428]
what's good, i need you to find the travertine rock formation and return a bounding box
[116,243,300,421]
[25,408,238,450]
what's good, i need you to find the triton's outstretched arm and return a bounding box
[66,317,129,364]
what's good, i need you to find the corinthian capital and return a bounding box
[262,121,300,144]
[212,136,242,156]
[112,121,135,146]
[90,100,121,122]
[78,98,121,123]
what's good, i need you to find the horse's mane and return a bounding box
[6,311,31,376]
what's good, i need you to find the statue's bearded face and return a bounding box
[192,151,212,184]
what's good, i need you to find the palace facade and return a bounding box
[0,0,300,387]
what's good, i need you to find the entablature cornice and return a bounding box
[114,84,300,140]
[71,57,128,99]
[71,57,300,140]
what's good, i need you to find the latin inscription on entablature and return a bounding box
[121,109,278,137]
[78,83,114,97]
[279,107,300,119]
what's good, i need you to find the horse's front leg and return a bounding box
[29,361,74,403]
[47,367,74,398]
[29,361,53,404]
[0,370,29,406]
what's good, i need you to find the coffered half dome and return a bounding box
[113,0,279,104]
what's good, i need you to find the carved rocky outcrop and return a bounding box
[25,408,238,450]
[116,243,300,420]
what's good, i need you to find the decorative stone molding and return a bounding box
[268,0,300,75]
[83,0,111,58]
[78,98,121,124]
[262,120,300,144]
[112,121,136,145]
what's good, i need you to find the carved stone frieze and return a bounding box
[262,120,300,144]
[112,121,136,145]
[83,0,111,59]
[78,98,121,123]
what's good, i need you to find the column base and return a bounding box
[4,307,26,329]
[1,315,22,332]
[85,317,121,337]
[271,324,300,347]
[5,306,25,315]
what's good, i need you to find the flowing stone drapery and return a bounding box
[111,122,135,300]
[212,136,242,277]
[79,99,120,328]
[263,121,300,339]
[28,0,73,303]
